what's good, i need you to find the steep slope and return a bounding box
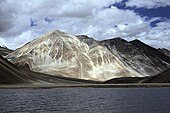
[158,48,170,58]
[76,35,99,48]
[143,69,170,83]
[130,39,170,65]
[0,55,34,84]
[0,46,13,56]
[100,38,170,76]
[7,30,142,81]
[0,55,98,84]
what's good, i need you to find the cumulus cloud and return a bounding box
[0,0,19,32]
[126,0,170,9]
[0,30,39,49]
[134,20,170,49]
[0,0,170,50]
[0,0,123,36]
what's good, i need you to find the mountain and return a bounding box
[0,55,98,84]
[100,38,170,76]
[0,46,13,56]
[0,55,28,84]
[1,53,169,84]
[158,48,170,58]
[76,35,99,48]
[6,30,142,81]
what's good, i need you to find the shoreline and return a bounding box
[0,83,170,89]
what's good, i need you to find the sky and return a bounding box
[0,0,170,50]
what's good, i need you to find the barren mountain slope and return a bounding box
[7,30,142,81]
[100,38,170,76]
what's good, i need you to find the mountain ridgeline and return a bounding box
[5,30,170,82]
[100,38,170,76]
[0,46,13,56]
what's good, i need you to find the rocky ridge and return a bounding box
[7,30,144,81]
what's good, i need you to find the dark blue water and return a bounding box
[0,88,169,113]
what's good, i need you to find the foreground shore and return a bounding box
[0,83,170,89]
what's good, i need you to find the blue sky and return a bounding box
[0,0,170,50]
[111,0,170,27]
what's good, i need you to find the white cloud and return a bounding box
[1,30,39,49]
[0,38,6,46]
[126,0,170,9]
[0,0,123,36]
[117,24,127,30]
[129,20,170,50]
[0,0,170,50]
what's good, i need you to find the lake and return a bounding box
[0,88,169,113]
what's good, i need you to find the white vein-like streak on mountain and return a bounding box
[7,30,143,81]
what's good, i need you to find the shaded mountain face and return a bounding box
[76,35,99,48]
[100,38,170,76]
[0,55,31,84]
[0,46,13,56]
[143,68,170,83]
[158,48,170,58]
[6,30,142,81]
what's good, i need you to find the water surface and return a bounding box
[0,88,169,113]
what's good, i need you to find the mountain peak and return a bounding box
[22,30,81,49]
[130,39,146,46]
[77,35,89,38]
[44,30,69,38]
[76,35,93,40]
[50,29,65,34]
[101,37,127,43]
[7,30,144,81]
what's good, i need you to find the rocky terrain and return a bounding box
[3,30,170,82]
[158,48,170,58]
[0,55,98,84]
[0,46,13,56]
[6,30,142,81]
[0,54,169,85]
[100,38,170,76]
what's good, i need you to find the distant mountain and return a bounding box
[6,30,142,81]
[0,46,13,56]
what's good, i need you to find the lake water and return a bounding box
[0,88,169,113]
